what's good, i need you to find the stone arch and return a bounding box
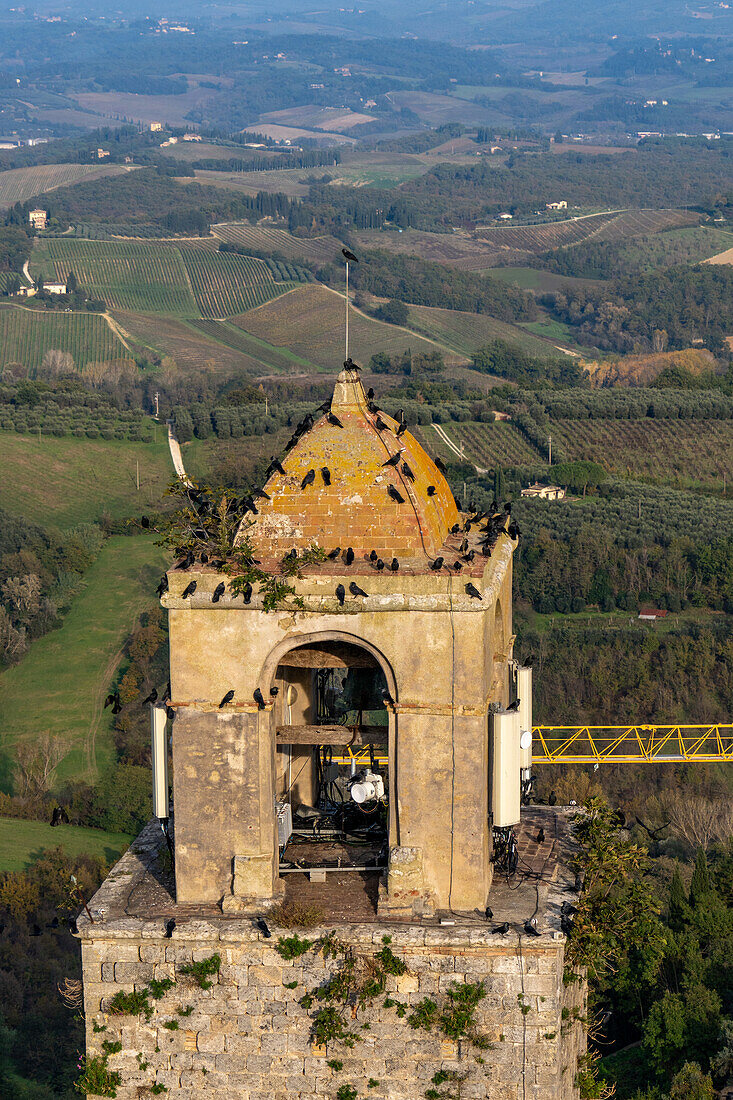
[492,599,507,703]
[257,629,398,701]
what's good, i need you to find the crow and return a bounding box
[396,421,407,437]
[390,558,399,571]
[435,456,447,474]
[270,458,286,476]
[376,559,385,571]
[301,469,315,489]
[50,806,68,827]
[212,581,226,602]
[345,547,355,565]
[141,515,150,528]
[253,688,266,709]
[242,582,253,604]
[492,922,509,935]
[200,551,209,565]
[536,828,545,844]
[256,917,272,938]
[369,550,378,561]
[156,575,168,597]
[285,548,297,561]
[388,485,405,503]
[382,452,401,467]
[104,691,117,709]
[219,690,235,708]
[183,550,195,569]
[182,580,197,598]
[112,697,122,715]
[327,411,344,428]
[427,485,436,497]
[142,687,158,705]
[367,387,375,399]
[321,466,331,486]
[336,584,346,606]
[466,583,482,600]
[344,357,361,371]
[402,461,415,481]
[450,523,460,534]
[164,919,176,938]
[506,698,520,713]
[270,686,279,697]
[485,906,493,920]
[504,501,512,514]
[460,538,469,553]
[349,582,368,598]
[430,557,444,571]
[453,561,463,572]
[166,705,175,721]
[327,547,341,559]
[375,415,390,432]
[508,522,521,540]
[524,919,541,937]
[548,791,557,806]
[342,248,359,264]
[367,400,380,414]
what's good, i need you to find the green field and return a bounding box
[179,248,298,318]
[0,815,131,872]
[0,534,165,788]
[415,420,544,468]
[405,302,564,358]
[187,318,321,372]
[550,418,733,491]
[232,283,466,370]
[0,162,129,208]
[0,306,133,373]
[31,238,198,315]
[0,433,172,527]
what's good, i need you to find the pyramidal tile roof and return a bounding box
[237,367,459,563]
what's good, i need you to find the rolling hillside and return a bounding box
[0,306,133,372]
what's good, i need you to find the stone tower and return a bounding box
[77,366,587,1100]
[166,366,515,916]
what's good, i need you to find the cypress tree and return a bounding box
[689,847,711,908]
[668,864,688,931]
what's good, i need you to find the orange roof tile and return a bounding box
[237,368,459,562]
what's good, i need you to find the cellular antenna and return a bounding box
[341,248,359,361]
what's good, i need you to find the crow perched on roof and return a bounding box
[321,467,331,486]
[349,582,368,598]
[345,547,355,565]
[382,453,401,468]
[253,688,266,709]
[327,412,344,428]
[430,557,444,571]
[156,574,168,597]
[142,688,158,705]
[327,547,341,559]
[336,584,346,605]
[242,582,252,604]
[269,458,286,476]
[182,580,197,598]
[212,582,226,602]
[388,485,405,503]
[427,485,436,496]
[301,469,315,489]
[466,583,482,600]
[219,690,235,708]
[390,558,399,571]
[375,415,390,432]
[402,462,415,481]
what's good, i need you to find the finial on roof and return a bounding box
[334,360,366,410]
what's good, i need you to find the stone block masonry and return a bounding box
[80,910,586,1098]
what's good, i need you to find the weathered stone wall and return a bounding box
[81,919,586,1100]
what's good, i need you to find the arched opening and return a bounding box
[492,599,507,705]
[259,632,396,919]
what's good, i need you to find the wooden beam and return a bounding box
[276,724,387,746]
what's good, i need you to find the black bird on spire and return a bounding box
[342,248,359,263]
[182,580,197,598]
[388,485,405,503]
[321,467,332,486]
[336,584,346,605]
[375,415,390,432]
[435,457,448,474]
[327,547,341,560]
[301,469,315,489]
[212,581,226,602]
[345,547,355,565]
[349,582,368,598]
[402,462,415,481]
[390,557,399,571]
[382,453,401,468]
[427,485,436,497]
[219,690,235,708]
[327,412,344,428]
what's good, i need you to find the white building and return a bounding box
[520,483,566,501]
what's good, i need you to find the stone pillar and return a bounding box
[171,707,279,906]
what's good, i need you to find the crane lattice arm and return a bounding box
[532,725,733,763]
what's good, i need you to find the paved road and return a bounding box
[166,421,191,485]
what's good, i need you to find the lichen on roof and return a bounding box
[236,366,460,564]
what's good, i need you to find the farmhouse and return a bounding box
[521,482,566,500]
[546,200,568,210]
[43,282,68,295]
[28,208,47,230]
[149,121,163,132]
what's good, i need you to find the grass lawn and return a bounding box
[0,534,165,789]
[0,815,131,872]
[0,433,173,528]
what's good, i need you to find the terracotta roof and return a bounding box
[237,368,459,562]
